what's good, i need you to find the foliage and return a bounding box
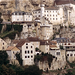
[0,24,3,32]
[34,53,55,68]
[0,12,3,24]
[67,61,75,68]
[0,51,9,65]
[60,25,63,29]
[24,65,42,75]
[65,72,73,75]
[35,47,39,51]
[6,25,23,33]
[0,51,42,75]
[15,53,23,66]
[2,31,19,39]
[60,45,64,50]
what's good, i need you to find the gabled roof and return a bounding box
[40,40,50,45]
[16,39,28,47]
[6,46,19,51]
[12,40,20,44]
[6,46,15,51]
[54,0,75,5]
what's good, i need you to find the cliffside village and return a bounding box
[0,0,75,71]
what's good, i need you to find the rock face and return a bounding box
[30,0,54,6]
[0,0,55,21]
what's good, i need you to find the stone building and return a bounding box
[54,0,75,26]
[33,4,64,25]
[11,11,32,22]
[16,39,35,66]
[5,46,20,65]
[0,38,8,50]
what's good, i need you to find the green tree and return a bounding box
[0,51,9,65]
[24,65,42,75]
[60,45,64,50]
[15,53,23,66]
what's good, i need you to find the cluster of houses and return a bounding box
[0,0,75,71]
[1,36,75,70]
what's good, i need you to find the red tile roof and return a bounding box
[12,40,20,44]
[6,46,15,51]
[16,39,29,47]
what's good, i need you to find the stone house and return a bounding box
[16,39,35,66]
[0,38,8,50]
[66,45,75,62]
[5,46,20,65]
[40,40,50,53]
[11,11,32,22]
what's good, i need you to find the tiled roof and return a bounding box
[50,41,57,44]
[54,38,69,43]
[16,39,29,47]
[6,46,15,51]
[12,11,32,15]
[12,40,20,44]
[40,40,50,45]
[45,6,59,10]
[54,0,75,5]
[50,45,57,47]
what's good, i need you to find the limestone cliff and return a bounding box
[0,0,55,21]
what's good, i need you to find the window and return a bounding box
[17,19,19,21]
[2,47,4,49]
[25,51,26,54]
[56,52,60,55]
[26,43,28,45]
[67,54,69,56]
[31,46,32,48]
[56,18,57,20]
[70,54,73,56]
[3,43,4,45]
[28,51,29,53]
[31,51,33,53]
[26,46,28,49]
[25,56,27,58]
[39,15,40,17]
[53,18,54,20]
[28,56,30,58]
[31,56,33,58]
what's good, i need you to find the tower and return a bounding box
[40,4,45,17]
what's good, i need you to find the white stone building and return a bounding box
[16,39,35,66]
[12,11,32,22]
[33,4,64,25]
[54,0,75,26]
